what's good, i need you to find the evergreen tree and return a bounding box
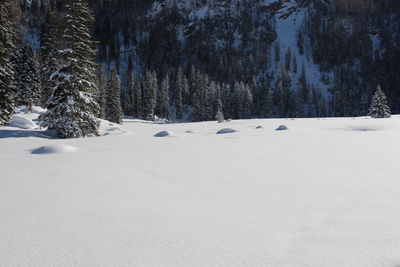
[158,73,170,119]
[0,0,15,125]
[97,67,107,118]
[105,67,123,124]
[132,74,142,118]
[369,85,391,118]
[191,68,203,122]
[39,0,100,138]
[143,70,157,121]
[40,11,61,106]
[13,45,41,109]
[175,66,184,118]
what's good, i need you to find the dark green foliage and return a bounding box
[0,0,15,125]
[105,67,123,124]
[13,45,41,107]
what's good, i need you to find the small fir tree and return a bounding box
[368,85,391,118]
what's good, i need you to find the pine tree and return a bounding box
[0,0,15,125]
[40,11,61,106]
[39,0,100,138]
[132,74,142,118]
[97,67,107,118]
[105,67,123,124]
[191,68,203,122]
[13,45,41,109]
[158,73,170,119]
[368,85,391,118]
[175,66,184,118]
[143,70,157,121]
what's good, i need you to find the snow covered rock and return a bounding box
[9,115,37,130]
[276,125,289,131]
[217,128,237,134]
[154,131,174,137]
[31,144,78,154]
[256,126,263,129]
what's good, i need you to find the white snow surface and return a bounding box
[1,111,400,266]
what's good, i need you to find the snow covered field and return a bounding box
[1,110,400,266]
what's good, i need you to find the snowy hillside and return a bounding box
[1,110,400,266]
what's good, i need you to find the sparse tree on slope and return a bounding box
[105,67,123,124]
[0,0,15,125]
[39,0,100,138]
[369,85,391,118]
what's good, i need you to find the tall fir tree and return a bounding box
[175,66,184,118]
[105,67,123,124]
[0,0,15,125]
[191,68,203,122]
[132,73,142,118]
[368,85,391,118]
[97,67,107,118]
[13,45,41,108]
[39,0,100,138]
[158,73,170,119]
[143,70,157,121]
[40,11,61,106]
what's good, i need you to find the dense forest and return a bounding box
[1,0,400,133]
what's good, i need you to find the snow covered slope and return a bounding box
[1,111,400,266]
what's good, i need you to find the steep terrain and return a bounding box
[19,0,400,117]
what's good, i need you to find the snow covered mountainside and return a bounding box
[1,109,400,266]
[20,0,400,117]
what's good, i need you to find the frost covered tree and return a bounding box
[158,73,170,119]
[234,82,253,119]
[40,11,61,106]
[39,0,100,138]
[191,68,203,122]
[143,70,157,121]
[368,85,391,118]
[13,45,41,109]
[97,67,107,118]
[0,0,15,125]
[175,66,184,118]
[105,67,123,124]
[132,73,142,118]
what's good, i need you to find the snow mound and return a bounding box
[276,125,289,131]
[31,144,78,155]
[185,130,194,133]
[346,126,381,132]
[9,115,37,130]
[217,128,237,134]
[256,126,263,129]
[154,131,174,137]
[100,120,124,136]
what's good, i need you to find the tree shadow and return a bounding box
[0,129,54,139]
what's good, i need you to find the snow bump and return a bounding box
[276,125,289,131]
[154,131,174,137]
[217,128,237,134]
[31,144,78,155]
